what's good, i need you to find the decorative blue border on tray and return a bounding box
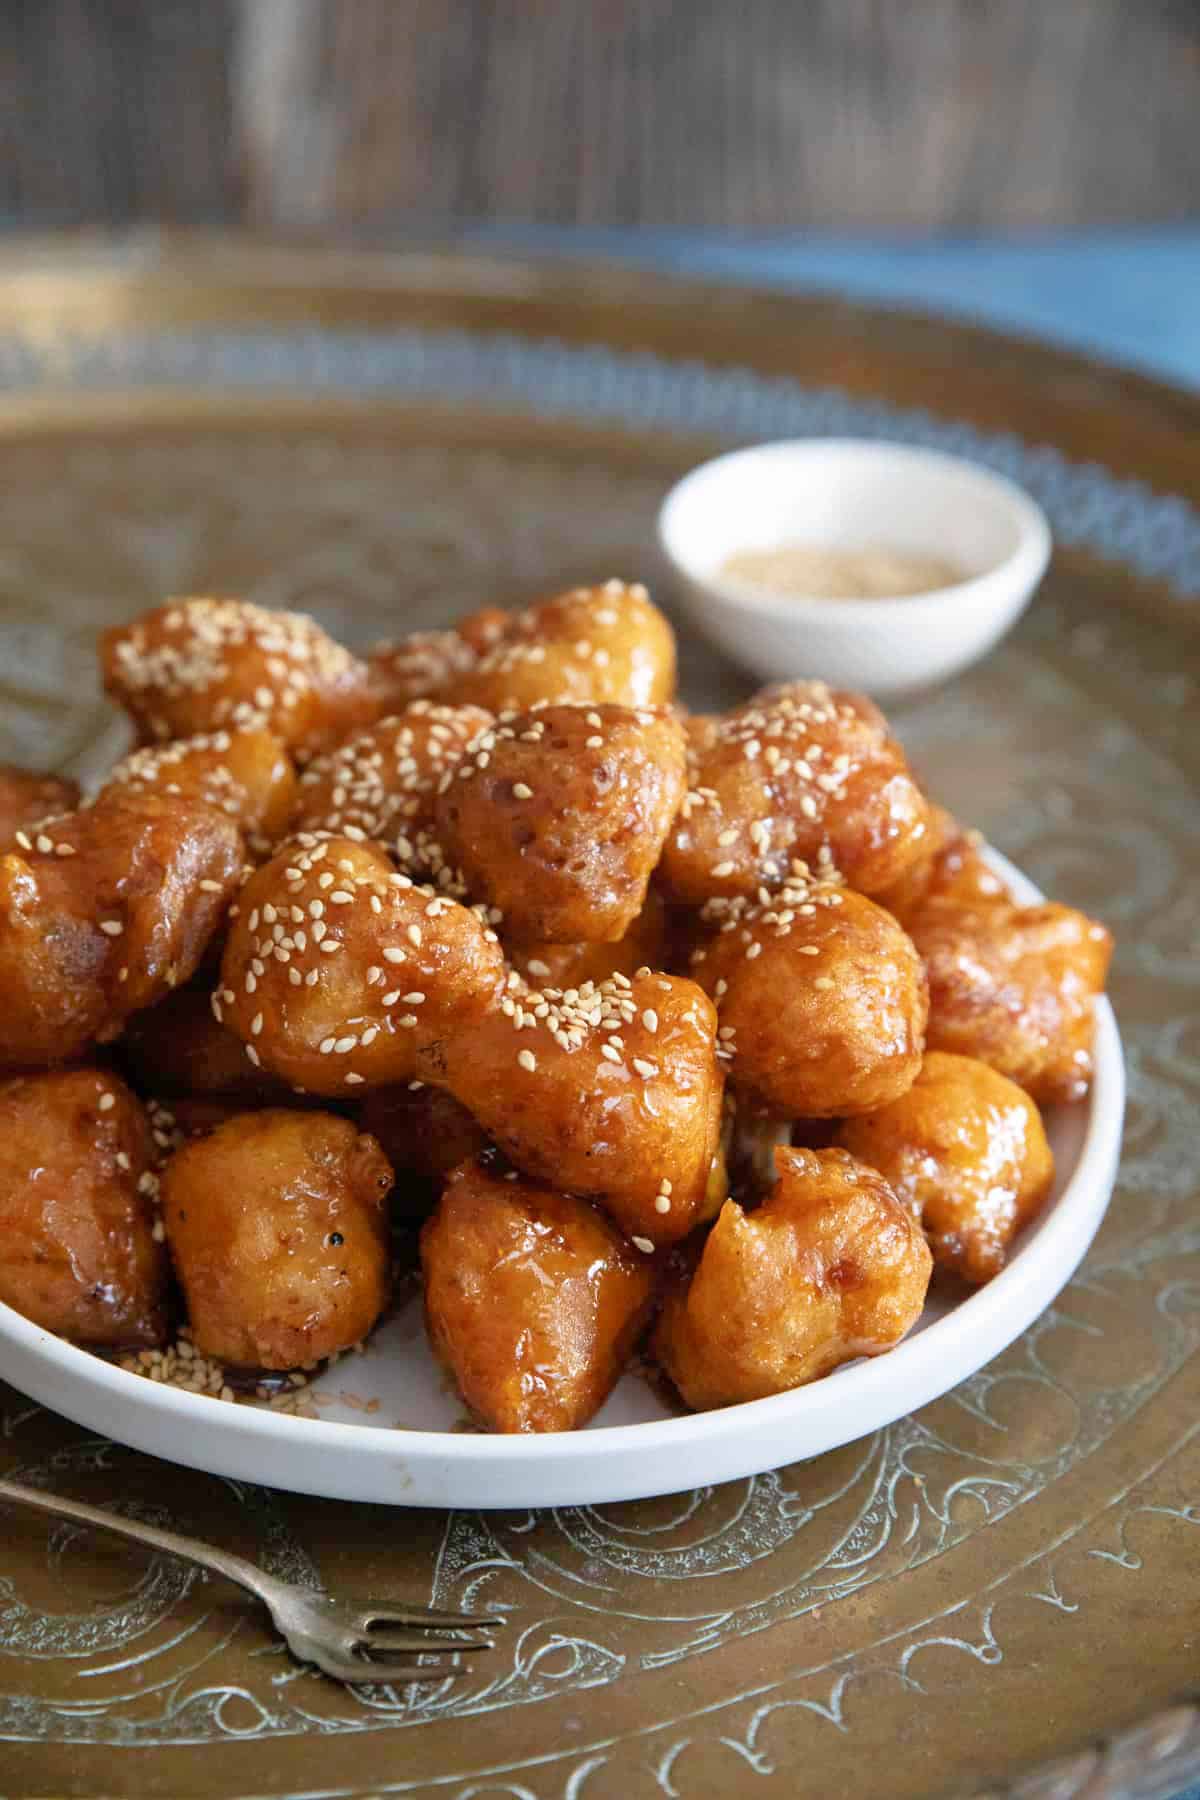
[0,325,1196,595]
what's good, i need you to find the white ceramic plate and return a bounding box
[0,851,1122,1509]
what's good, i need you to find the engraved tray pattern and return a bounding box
[0,248,1196,1800]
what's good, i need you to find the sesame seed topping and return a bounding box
[632,1236,655,1255]
[99,919,123,936]
[654,1195,671,1214]
[383,946,406,963]
[512,783,533,800]
[517,1049,537,1072]
[98,1092,115,1112]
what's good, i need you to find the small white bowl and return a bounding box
[658,439,1052,697]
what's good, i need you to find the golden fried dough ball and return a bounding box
[507,887,670,990]
[443,970,725,1247]
[98,727,297,845]
[691,874,927,1117]
[291,702,492,847]
[217,836,506,1096]
[660,680,931,903]
[102,598,378,759]
[162,1109,392,1368]
[120,983,292,1102]
[653,1146,931,1408]
[0,766,81,849]
[836,1052,1054,1284]
[908,899,1112,1106]
[423,1157,655,1432]
[875,805,1009,927]
[433,704,687,943]
[0,1069,167,1346]
[446,582,676,712]
[0,792,242,1067]
[357,1082,489,1221]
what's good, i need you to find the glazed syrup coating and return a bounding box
[102,598,380,759]
[442,969,726,1247]
[0,791,242,1067]
[161,1108,393,1369]
[837,1051,1055,1284]
[0,1068,167,1347]
[433,704,688,943]
[357,1083,490,1222]
[291,701,492,847]
[0,765,81,847]
[444,582,677,712]
[659,680,931,903]
[507,886,671,990]
[908,898,1113,1105]
[874,804,1010,928]
[98,727,298,845]
[422,1157,656,1432]
[691,876,928,1117]
[217,836,507,1096]
[653,1145,932,1409]
[120,982,294,1102]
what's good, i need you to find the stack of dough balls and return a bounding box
[0,584,1112,1432]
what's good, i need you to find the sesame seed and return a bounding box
[250,1012,263,1036]
[600,1044,622,1064]
[115,1151,131,1171]
[814,975,835,990]
[632,1236,655,1255]
[344,1072,364,1085]
[746,941,763,960]
[642,1009,658,1032]
[632,1058,657,1079]
[512,783,533,800]
[585,736,604,749]
[35,833,52,854]
[97,1091,115,1112]
[329,890,354,905]
[99,919,123,936]
[245,1045,261,1066]
[407,925,422,947]
[198,878,222,893]
[401,991,426,1004]
[654,1195,671,1215]
[517,1049,537,1072]
[712,861,735,879]
[383,946,406,964]
[717,828,739,847]
[333,1036,357,1054]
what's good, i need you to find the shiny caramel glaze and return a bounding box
[0,765,81,848]
[433,703,687,943]
[161,1108,393,1368]
[908,898,1113,1105]
[98,726,298,847]
[653,1144,931,1409]
[217,836,506,1095]
[660,680,931,903]
[102,597,381,759]
[357,1083,489,1222]
[422,1157,656,1432]
[837,1051,1055,1284]
[443,581,676,712]
[290,701,492,847]
[0,1068,167,1347]
[0,791,242,1067]
[507,886,671,990]
[691,876,927,1117]
[874,803,1010,927]
[443,969,725,1247]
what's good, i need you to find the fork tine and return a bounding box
[358,1605,505,1631]
[359,1633,495,1657]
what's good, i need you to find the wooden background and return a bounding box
[0,0,1197,233]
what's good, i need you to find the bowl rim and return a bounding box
[657,436,1053,623]
[0,850,1123,1504]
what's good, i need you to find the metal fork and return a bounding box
[0,1475,501,1684]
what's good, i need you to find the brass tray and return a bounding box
[0,235,1196,1800]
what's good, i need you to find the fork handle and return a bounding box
[0,1475,281,1608]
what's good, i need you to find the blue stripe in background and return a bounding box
[464,222,1200,393]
